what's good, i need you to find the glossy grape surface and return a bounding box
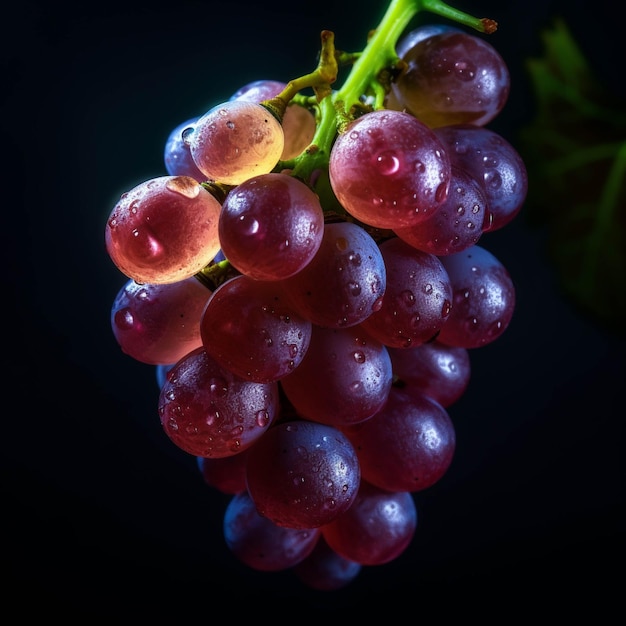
[218,173,324,280]
[280,221,387,328]
[111,276,211,365]
[245,420,361,529]
[360,237,453,348]
[105,175,221,284]
[394,165,487,255]
[280,324,393,426]
[230,79,316,160]
[188,100,284,185]
[389,341,470,407]
[329,109,451,229]
[342,386,456,492]
[163,117,206,181]
[200,275,312,382]
[437,244,516,348]
[434,124,528,231]
[158,347,279,457]
[322,481,417,565]
[223,490,320,571]
[391,31,510,128]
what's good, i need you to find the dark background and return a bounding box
[3,0,624,616]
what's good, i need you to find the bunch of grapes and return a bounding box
[104,0,527,591]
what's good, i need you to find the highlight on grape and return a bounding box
[104,0,526,591]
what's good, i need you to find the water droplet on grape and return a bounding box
[114,308,135,330]
[256,410,270,427]
[400,290,415,306]
[484,170,502,191]
[352,351,366,363]
[348,282,361,296]
[349,131,359,140]
[208,376,228,396]
[376,151,401,175]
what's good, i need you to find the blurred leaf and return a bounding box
[517,18,626,333]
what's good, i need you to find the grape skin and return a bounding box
[188,100,285,186]
[218,173,325,281]
[279,324,393,427]
[329,109,451,229]
[389,341,470,408]
[105,175,221,284]
[360,236,453,348]
[230,79,316,160]
[434,124,528,232]
[341,386,456,493]
[223,490,321,571]
[391,31,510,128]
[163,117,206,181]
[200,275,313,383]
[111,276,211,365]
[321,481,417,566]
[280,221,387,328]
[437,244,516,348]
[158,347,279,458]
[393,165,487,255]
[245,420,361,529]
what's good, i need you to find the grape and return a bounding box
[200,275,312,383]
[437,244,516,348]
[292,535,362,591]
[280,324,393,427]
[218,172,324,281]
[321,481,417,566]
[196,450,249,494]
[388,341,470,407]
[158,346,279,457]
[230,79,316,160]
[105,175,221,284]
[111,276,211,365]
[245,420,361,529]
[163,117,206,181]
[329,109,451,229]
[391,31,510,128]
[393,165,487,255]
[360,236,453,348]
[279,221,386,328]
[434,124,528,232]
[396,23,462,59]
[342,386,456,492]
[187,99,284,186]
[223,490,321,571]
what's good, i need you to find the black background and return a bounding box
[3,0,624,616]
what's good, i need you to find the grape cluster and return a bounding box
[105,0,526,591]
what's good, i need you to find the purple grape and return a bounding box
[158,347,279,458]
[360,237,453,348]
[163,117,206,181]
[223,490,321,571]
[280,324,393,427]
[329,109,451,230]
[342,386,456,492]
[437,244,516,348]
[218,173,324,281]
[391,31,510,128]
[434,124,528,231]
[246,420,361,529]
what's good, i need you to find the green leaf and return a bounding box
[517,18,626,334]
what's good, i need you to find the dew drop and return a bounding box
[352,351,366,363]
[376,151,401,175]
